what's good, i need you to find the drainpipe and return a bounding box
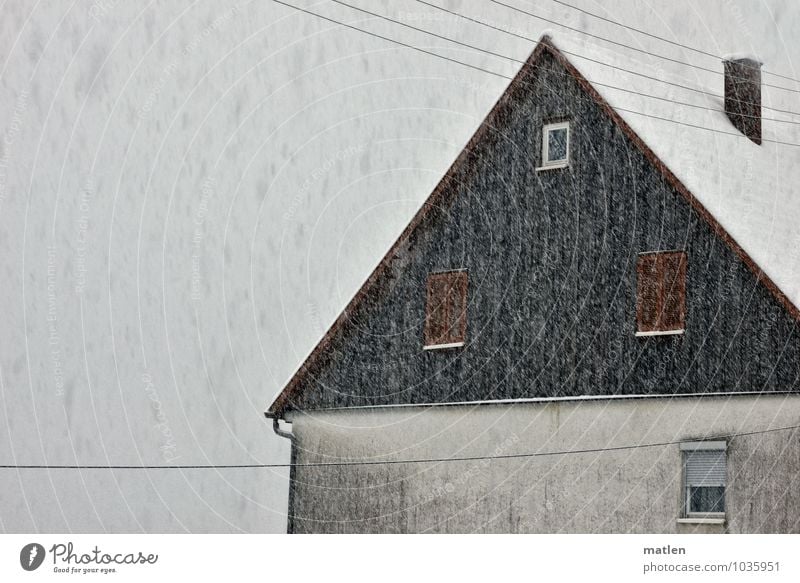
[269,414,297,534]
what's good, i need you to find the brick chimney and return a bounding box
[724,58,762,144]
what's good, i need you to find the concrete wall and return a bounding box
[287,394,800,533]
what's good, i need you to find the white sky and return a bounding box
[0,0,797,532]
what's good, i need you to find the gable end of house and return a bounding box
[266,36,800,419]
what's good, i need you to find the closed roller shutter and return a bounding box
[685,450,726,487]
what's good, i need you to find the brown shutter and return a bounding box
[425,271,468,347]
[637,254,660,333]
[660,252,686,331]
[637,251,687,334]
[425,274,448,346]
[447,271,468,343]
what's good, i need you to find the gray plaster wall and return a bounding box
[287,394,800,533]
[291,49,800,412]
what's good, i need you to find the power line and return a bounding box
[412,0,800,118]
[270,0,508,80]
[330,0,519,67]
[332,0,800,126]
[489,0,800,93]
[270,0,800,146]
[549,0,722,60]
[546,0,799,83]
[612,103,798,141]
[2,422,798,470]
[600,83,800,125]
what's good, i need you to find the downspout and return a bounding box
[269,413,297,534]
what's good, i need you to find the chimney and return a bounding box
[724,58,762,144]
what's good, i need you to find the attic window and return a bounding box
[424,270,467,350]
[537,121,570,170]
[636,251,686,336]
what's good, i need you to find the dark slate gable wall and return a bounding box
[291,50,800,411]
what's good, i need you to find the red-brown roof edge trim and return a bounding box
[265,35,800,419]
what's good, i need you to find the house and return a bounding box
[265,35,800,533]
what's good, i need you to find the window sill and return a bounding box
[423,342,465,351]
[535,162,569,172]
[635,329,684,337]
[676,517,725,525]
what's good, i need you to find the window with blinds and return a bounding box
[636,251,687,336]
[681,442,727,517]
[424,270,468,350]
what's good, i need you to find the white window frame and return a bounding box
[679,441,727,524]
[537,121,570,171]
[423,341,465,351]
